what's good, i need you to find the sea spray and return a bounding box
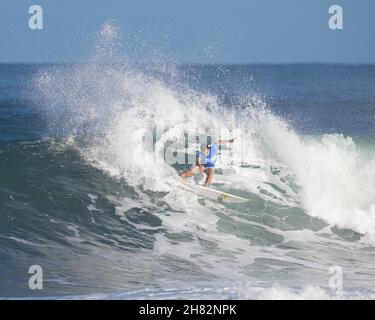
[33,22,375,241]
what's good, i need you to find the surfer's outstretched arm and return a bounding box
[218,138,236,145]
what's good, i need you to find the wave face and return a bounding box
[1,23,375,298]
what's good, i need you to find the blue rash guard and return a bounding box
[197,143,219,169]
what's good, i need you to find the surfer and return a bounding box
[180,138,235,187]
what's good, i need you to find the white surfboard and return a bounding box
[181,179,250,203]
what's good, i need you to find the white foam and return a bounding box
[33,22,375,293]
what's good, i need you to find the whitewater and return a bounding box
[1,22,375,299]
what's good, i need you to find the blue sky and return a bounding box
[1,0,374,63]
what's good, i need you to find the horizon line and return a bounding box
[1,61,375,66]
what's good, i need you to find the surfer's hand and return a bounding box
[219,138,236,145]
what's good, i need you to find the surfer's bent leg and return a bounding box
[180,165,199,178]
[204,168,214,187]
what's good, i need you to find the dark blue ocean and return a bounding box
[1,60,375,299]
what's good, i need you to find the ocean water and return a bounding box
[1,28,375,300]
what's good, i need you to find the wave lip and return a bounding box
[1,21,374,298]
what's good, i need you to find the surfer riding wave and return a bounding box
[180,138,236,187]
